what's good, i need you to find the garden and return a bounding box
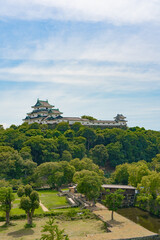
[0,189,106,240]
[0,189,75,218]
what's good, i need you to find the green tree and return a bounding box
[73,170,102,205]
[40,217,69,240]
[81,115,97,120]
[71,122,82,132]
[70,158,81,171]
[58,161,75,185]
[128,161,150,187]
[0,187,15,225]
[73,136,86,145]
[24,136,59,164]
[61,150,72,162]
[113,163,129,185]
[103,189,124,220]
[89,144,109,167]
[149,154,160,172]
[28,122,40,129]
[138,172,160,199]
[106,142,125,167]
[2,128,24,149]
[70,157,104,177]
[64,130,74,140]
[17,184,40,225]
[0,179,9,188]
[20,147,37,178]
[57,136,69,157]
[56,122,70,133]
[78,127,97,150]
[35,162,58,189]
[0,146,24,179]
[51,130,62,138]
[35,162,75,189]
[136,195,152,211]
[69,143,86,159]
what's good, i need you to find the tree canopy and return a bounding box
[73,170,103,205]
[0,187,14,225]
[1,122,160,190]
[17,184,40,225]
[103,189,124,220]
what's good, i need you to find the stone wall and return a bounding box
[118,235,160,240]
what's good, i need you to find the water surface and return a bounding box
[117,207,160,234]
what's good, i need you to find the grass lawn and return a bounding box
[0,190,70,218]
[0,217,106,240]
[38,190,69,209]
[53,207,80,213]
[0,193,43,217]
[61,188,69,191]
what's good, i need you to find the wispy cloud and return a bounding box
[0,61,160,94]
[0,1,160,130]
[1,0,160,24]
[1,24,160,64]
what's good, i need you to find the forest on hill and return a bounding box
[0,122,160,184]
[1,122,160,215]
[0,122,160,168]
[0,122,160,169]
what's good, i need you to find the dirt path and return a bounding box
[71,203,159,240]
[40,201,49,212]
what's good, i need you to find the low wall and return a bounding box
[118,235,160,240]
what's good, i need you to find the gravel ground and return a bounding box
[71,203,159,240]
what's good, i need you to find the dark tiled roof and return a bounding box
[102,184,136,190]
[93,120,116,123]
[32,99,54,108]
[48,109,63,114]
[62,117,84,121]
[114,114,127,122]
[44,115,63,121]
[56,115,63,119]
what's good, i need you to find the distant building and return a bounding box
[23,99,63,124]
[68,184,136,207]
[23,99,127,127]
[101,184,137,206]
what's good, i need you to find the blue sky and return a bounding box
[0,0,160,130]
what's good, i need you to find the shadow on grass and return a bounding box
[0,225,8,232]
[7,228,34,237]
[107,219,124,226]
[0,223,16,232]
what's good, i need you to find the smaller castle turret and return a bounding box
[114,114,127,122]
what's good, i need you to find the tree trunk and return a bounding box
[92,199,96,207]
[5,211,10,225]
[56,186,60,191]
[111,210,114,220]
[27,212,32,225]
[87,141,90,151]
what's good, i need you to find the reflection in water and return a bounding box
[117,207,160,234]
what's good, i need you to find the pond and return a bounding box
[117,207,160,234]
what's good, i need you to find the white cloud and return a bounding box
[1,28,160,64]
[0,0,160,24]
[1,0,160,130]
[0,61,160,95]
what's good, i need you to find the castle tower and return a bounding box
[23,99,63,124]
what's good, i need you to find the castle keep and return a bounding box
[23,99,127,128]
